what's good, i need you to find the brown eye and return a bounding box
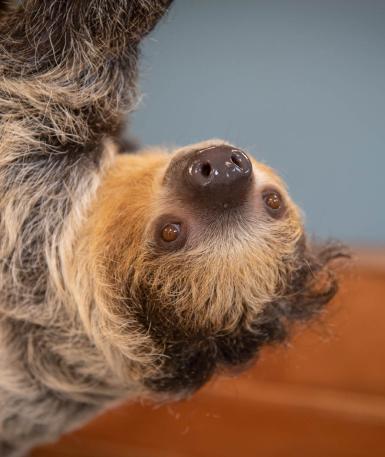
[161,223,181,242]
[265,192,281,210]
[262,190,286,218]
[154,215,187,252]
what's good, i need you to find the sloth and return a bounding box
[0,1,346,456]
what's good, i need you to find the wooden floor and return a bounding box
[31,249,385,457]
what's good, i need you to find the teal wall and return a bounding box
[132,0,385,243]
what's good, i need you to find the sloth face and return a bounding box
[82,140,343,397]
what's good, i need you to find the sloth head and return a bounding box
[77,139,345,397]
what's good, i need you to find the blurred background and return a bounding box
[132,0,385,244]
[33,1,385,456]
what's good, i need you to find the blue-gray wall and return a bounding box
[131,0,385,243]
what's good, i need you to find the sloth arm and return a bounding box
[0,1,172,322]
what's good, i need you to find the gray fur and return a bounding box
[0,1,171,455]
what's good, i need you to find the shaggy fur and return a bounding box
[0,1,346,455]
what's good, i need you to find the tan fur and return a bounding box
[86,144,302,331]
[70,140,302,386]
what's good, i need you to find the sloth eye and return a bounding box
[161,223,181,242]
[154,216,187,252]
[264,192,281,210]
[262,190,285,218]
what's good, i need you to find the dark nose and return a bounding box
[186,145,253,209]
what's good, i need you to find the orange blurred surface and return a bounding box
[31,250,385,457]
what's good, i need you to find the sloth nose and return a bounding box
[186,145,253,209]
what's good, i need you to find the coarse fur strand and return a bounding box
[0,1,172,455]
[0,1,347,456]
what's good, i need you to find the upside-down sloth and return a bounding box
[0,1,345,455]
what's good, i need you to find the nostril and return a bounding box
[200,161,212,177]
[230,152,244,170]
